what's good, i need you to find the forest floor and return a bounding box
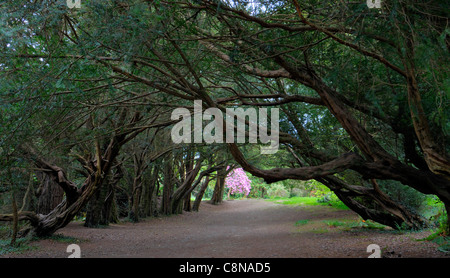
[1,199,449,258]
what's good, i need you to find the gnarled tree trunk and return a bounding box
[84,165,122,227]
[0,111,151,237]
[35,171,64,215]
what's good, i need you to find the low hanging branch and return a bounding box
[227,142,364,184]
[198,18,394,162]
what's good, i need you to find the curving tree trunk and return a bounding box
[193,176,212,211]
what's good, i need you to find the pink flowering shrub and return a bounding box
[225,167,252,196]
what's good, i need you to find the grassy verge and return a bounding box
[270,196,393,234]
[267,196,349,210]
[323,218,388,231]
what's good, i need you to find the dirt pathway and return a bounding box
[2,199,448,258]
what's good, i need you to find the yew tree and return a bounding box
[178,0,450,230]
[0,0,448,236]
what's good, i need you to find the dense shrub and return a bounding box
[267,184,289,198]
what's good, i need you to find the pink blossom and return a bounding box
[225,167,252,196]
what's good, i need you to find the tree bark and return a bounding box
[210,167,226,205]
[105,165,123,224]
[183,194,191,212]
[84,171,119,227]
[161,157,174,215]
[142,166,158,217]
[129,153,147,222]
[10,191,18,246]
[193,176,211,211]
[35,171,64,215]
[170,158,203,214]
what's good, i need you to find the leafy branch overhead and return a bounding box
[0,0,448,237]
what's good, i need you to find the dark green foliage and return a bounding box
[0,0,448,240]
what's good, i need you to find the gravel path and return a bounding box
[2,199,448,258]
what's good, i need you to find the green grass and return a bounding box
[0,223,37,255]
[292,218,390,236]
[295,219,310,226]
[418,233,450,253]
[433,237,450,253]
[280,197,321,206]
[268,196,349,210]
[323,218,389,231]
[324,220,348,228]
[0,234,85,256]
